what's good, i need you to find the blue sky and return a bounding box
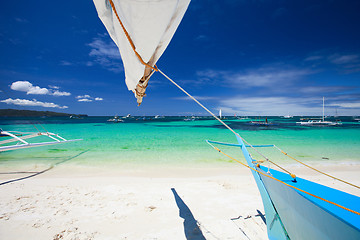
[1,0,360,116]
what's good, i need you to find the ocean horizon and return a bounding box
[1,116,360,169]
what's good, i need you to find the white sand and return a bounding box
[0,163,359,240]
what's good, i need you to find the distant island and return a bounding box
[0,109,88,117]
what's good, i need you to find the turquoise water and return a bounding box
[1,116,360,168]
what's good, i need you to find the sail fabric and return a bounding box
[93,0,190,93]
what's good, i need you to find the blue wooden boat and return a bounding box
[208,137,360,239]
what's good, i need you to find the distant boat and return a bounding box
[107,115,124,123]
[184,116,196,121]
[297,97,342,126]
[154,115,164,119]
[283,114,293,118]
[69,115,83,119]
[250,117,271,126]
[219,109,222,119]
[237,116,250,120]
[122,114,131,119]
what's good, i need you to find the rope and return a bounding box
[39,124,49,134]
[274,145,360,190]
[108,0,158,72]
[31,124,41,134]
[206,140,296,178]
[158,68,295,178]
[208,144,360,216]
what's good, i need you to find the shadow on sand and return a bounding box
[0,149,89,186]
[171,188,206,240]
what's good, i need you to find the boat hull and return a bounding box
[259,166,360,240]
[235,135,360,239]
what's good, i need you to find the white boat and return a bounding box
[154,115,164,119]
[184,116,196,121]
[297,97,341,126]
[237,116,250,120]
[107,115,123,122]
[250,117,272,126]
[297,119,339,126]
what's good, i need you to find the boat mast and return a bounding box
[322,96,325,122]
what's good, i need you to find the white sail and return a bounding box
[93,0,190,105]
[219,109,222,119]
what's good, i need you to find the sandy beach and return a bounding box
[1,162,359,240]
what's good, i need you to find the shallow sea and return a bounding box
[1,116,360,168]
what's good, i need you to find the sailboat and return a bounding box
[93,1,360,239]
[219,109,222,119]
[297,97,342,126]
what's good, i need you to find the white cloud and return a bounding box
[304,55,323,61]
[215,95,360,116]
[88,38,121,60]
[53,90,71,96]
[299,86,352,94]
[11,81,49,95]
[196,67,313,89]
[76,95,91,99]
[87,34,123,73]
[49,85,59,89]
[174,96,218,101]
[76,95,103,102]
[1,98,68,109]
[329,102,360,108]
[60,60,72,66]
[218,96,325,116]
[78,98,93,102]
[227,68,312,88]
[330,54,358,65]
[10,81,71,96]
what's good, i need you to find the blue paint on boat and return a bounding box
[235,135,289,240]
[234,134,360,240]
[206,139,274,148]
[259,165,360,239]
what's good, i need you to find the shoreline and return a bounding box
[1,163,359,239]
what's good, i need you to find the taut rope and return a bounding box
[208,143,360,216]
